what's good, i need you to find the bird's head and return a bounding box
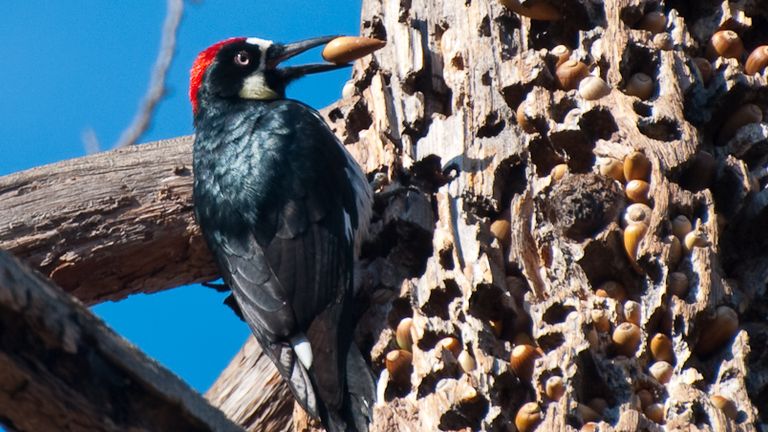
[190,36,348,114]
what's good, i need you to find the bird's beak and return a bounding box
[267,36,351,81]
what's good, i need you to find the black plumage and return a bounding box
[191,37,374,432]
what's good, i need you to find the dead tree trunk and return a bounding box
[316,0,768,430]
[3,0,768,430]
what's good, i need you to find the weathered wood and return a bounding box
[0,135,213,304]
[0,250,243,432]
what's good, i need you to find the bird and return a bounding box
[189,36,375,432]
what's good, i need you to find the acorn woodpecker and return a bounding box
[189,36,375,432]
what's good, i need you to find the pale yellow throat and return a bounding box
[239,73,279,100]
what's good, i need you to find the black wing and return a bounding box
[196,100,362,419]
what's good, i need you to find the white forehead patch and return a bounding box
[246,37,273,47]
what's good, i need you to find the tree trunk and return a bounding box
[309,0,768,430]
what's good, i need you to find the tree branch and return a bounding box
[0,135,215,304]
[0,250,243,432]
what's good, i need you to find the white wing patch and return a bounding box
[290,334,314,369]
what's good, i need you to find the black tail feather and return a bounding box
[319,342,376,432]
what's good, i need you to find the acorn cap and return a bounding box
[683,230,708,253]
[623,151,652,182]
[612,322,642,357]
[515,402,543,432]
[551,44,571,67]
[545,375,565,401]
[624,203,653,227]
[649,360,673,384]
[649,333,674,363]
[745,45,768,75]
[395,317,414,351]
[695,305,739,356]
[322,36,386,64]
[510,344,543,381]
[550,163,568,181]
[556,59,590,90]
[591,308,611,333]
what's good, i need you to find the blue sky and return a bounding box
[0,0,360,397]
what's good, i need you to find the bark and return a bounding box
[0,250,242,432]
[299,0,768,430]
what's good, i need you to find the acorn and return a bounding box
[683,230,708,253]
[551,44,571,67]
[667,235,682,268]
[695,305,739,356]
[625,180,650,204]
[693,57,713,85]
[671,215,692,240]
[668,271,689,298]
[591,308,611,333]
[385,349,413,385]
[516,101,536,133]
[515,402,543,432]
[624,300,641,325]
[637,11,667,34]
[550,163,568,181]
[649,333,674,363]
[717,104,763,145]
[708,30,744,60]
[637,389,654,409]
[625,73,654,100]
[437,336,462,357]
[745,46,768,75]
[624,222,648,263]
[623,151,651,182]
[645,402,665,424]
[556,59,590,90]
[458,350,477,373]
[396,317,414,351]
[710,394,738,420]
[649,361,673,384]
[545,376,565,401]
[624,203,653,227]
[499,0,561,21]
[490,219,512,248]
[653,32,673,50]
[510,344,543,381]
[577,403,601,422]
[581,422,599,432]
[579,75,611,100]
[612,322,641,357]
[595,280,628,302]
[599,158,625,182]
[322,36,386,64]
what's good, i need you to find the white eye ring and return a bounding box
[234,50,251,66]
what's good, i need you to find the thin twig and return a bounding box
[115,0,184,148]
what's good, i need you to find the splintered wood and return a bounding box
[318,0,768,430]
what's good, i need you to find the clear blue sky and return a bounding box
[0,0,360,398]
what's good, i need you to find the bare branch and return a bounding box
[0,250,243,432]
[115,0,184,148]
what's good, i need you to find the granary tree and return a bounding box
[1,0,768,430]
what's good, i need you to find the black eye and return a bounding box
[234,50,251,66]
